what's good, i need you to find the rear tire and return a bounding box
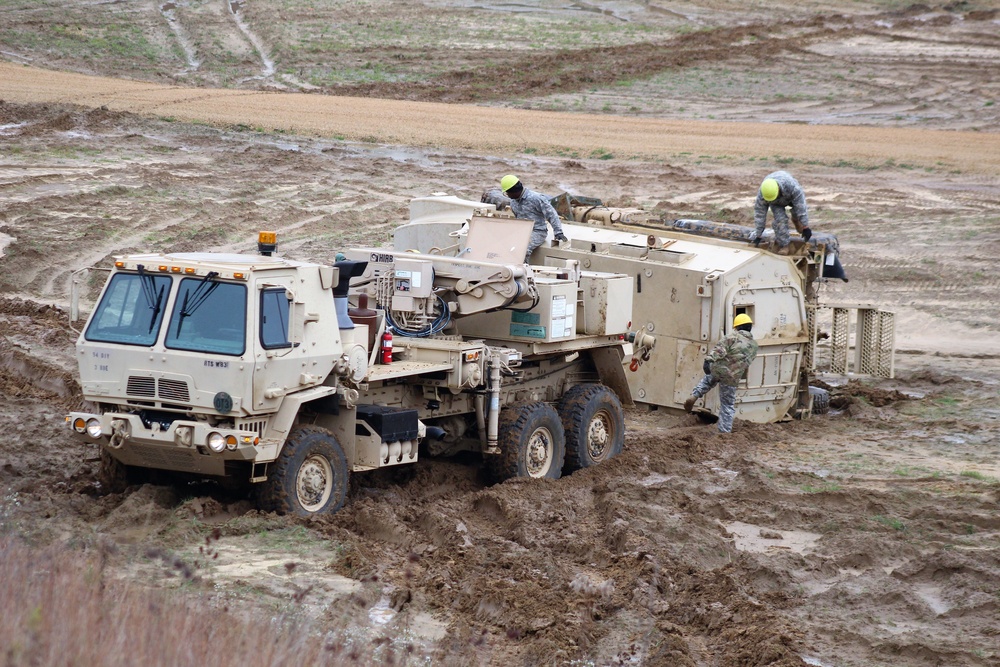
[256,426,349,517]
[809,386,831,415]
[488,401,565,483]
[559,384,624,472]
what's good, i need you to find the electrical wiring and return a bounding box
[385,293,451,337]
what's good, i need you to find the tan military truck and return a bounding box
[67,220,648,516]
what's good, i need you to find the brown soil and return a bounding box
[2,2,1000,666]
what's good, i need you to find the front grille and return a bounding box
[126,376,156,397]
[236,419,267,438]
[158,379,190,402]
[131,444,198,471]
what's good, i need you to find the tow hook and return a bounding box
[108,418,131,449]
[627,329,656,372]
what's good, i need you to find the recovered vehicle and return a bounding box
[68,220,647,516]
[396,192,893,423]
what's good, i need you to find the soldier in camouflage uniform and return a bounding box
[684,314,759,433]
[500,175,568,261]
[750,171,812,249]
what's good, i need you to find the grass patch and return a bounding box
[872,515,906,531]
[829,158,881,171]
[960,470,998,484]
[801,482,842,494]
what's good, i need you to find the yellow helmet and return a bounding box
[500,174,520,193]
[733,313,753,328]
[760,178,779,202]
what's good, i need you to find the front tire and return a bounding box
[489,401,565,482]
[98,448,146,493]
[559,384,624,471]
[257,426,349,517]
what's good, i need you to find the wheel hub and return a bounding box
[297,454,333,511]
[588,410,612,460]
[526,427,553,477]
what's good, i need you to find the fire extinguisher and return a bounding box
[380,330,393,364]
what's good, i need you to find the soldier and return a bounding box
[500,175,568,261]
[750,171,812,250]
[684,313,759,434]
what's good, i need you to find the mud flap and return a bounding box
[590,346,633,406]
[822,252,848,282]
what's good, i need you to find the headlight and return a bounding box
[86,418,102,439]
[207,432,226,453]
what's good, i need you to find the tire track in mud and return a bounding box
[849,268,1000,290]
[39,214,195,300]
[335,19,837,103]
[158,0,303,88]
[210,198,386,255]
[324,11,1000,108]
[226,0,275,80]
[158,1,201,72]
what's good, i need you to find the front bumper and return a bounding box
[67,411,264,476]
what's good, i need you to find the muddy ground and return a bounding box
[2,2,1000,666]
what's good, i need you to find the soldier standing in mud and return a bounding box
[749,170,812,251]
[684,314,759,434]
[499,175,568,261]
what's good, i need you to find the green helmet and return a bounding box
[500,174,520,193]
[760,178,779,202]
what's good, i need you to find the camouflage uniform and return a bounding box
[690,329,759,433]
[509,187,565,261]
[752,170,809,248]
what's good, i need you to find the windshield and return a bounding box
[164,277,247,355]
[85,271,171,346]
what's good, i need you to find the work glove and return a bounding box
[748,231,762,247]
[801,227,812,242]
[703,359,712,375]
[555,233,568,242]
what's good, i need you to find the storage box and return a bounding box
[578,273,633,335]
[455,277,578,343]
[356,404,419,443]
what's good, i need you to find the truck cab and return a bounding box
[70,250,343,478]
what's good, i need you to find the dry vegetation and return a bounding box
[0,538,391,666]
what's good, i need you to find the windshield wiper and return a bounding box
[175,271,220,337]
[137,264,165,334]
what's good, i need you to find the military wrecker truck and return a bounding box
[68,219,650,516]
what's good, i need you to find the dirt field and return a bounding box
[2,2,1000,666]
